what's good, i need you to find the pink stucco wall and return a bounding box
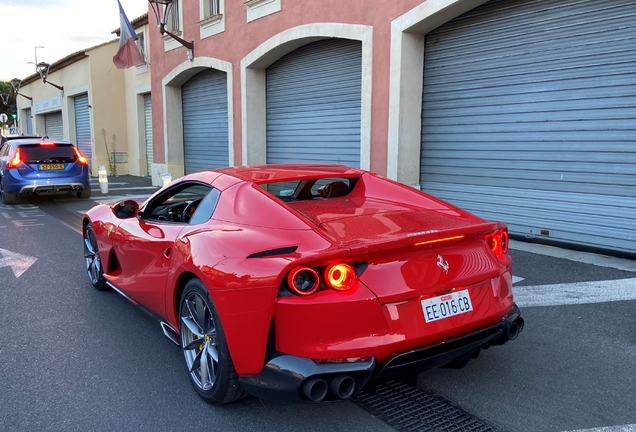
[149,0,426,175]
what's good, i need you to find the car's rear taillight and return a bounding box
[285,262,360,296]
[485,229,509,259]
[7,148,22,168]
[39,141,55,146]
[73,147,89,165]
[287,267,320,296]
[324,263,357,291]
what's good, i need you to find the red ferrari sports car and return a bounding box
[82,164,523,405]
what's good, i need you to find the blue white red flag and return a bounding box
[113,0,144,69]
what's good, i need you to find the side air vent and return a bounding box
[247,246,298,259]
[108,249,121,273]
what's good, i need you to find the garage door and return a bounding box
[182,69,229,174]
[266,39,362,167]
[25,109,32,134]
[144,93,153,176]
[74,94,92,162]
[45,112,64,140]
[420,0,636,254]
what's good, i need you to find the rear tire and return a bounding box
[1,180,17,205]
[78,187,91,199]
[179,278,247,405]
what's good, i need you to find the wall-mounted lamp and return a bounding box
[148,0,194,61]
[10,78,33,101]
[36,62,64,92]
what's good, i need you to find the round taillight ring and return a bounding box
[324,263,357,291]
[287,267,320,296]
[500,231,509,254]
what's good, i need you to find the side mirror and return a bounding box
[113,199,139,219]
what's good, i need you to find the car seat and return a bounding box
[323,181,349,198]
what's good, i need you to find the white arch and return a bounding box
[387,0,489,187]
[158,57,233,182]
[240,23,373,168]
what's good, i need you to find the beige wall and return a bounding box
[17,58,92,140]
[16,39,141,176]
[87,41,129,175]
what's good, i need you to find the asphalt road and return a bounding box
[0,178,634,432]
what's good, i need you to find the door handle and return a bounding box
[164,247,171,258]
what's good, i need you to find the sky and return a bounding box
[0,0,150,81]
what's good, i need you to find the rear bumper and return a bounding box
[239,304,523,403]
[18,182,88,195]
[375,303,523,381]
[3,166,90,195]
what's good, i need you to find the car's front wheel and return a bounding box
[179,278,247,405]
[0,180,17,205]
[83,222,107,290]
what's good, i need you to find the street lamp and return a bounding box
[27,45,45,68]
[148,0,194,61]
[10,78,33,101]
[36,62,64,91]
[0,93,9,105]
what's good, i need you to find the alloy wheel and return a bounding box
[181,291,219,391]
[84,225,102,285]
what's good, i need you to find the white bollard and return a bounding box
[98,165,108,194]
[161,172,172,186]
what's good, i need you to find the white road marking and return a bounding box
[91,186,158,192]
[0,247,38,278]
[89,181,129,186]
[563,424,636,432]
[91,194,154,204]
[512,276,525,284]
[513,278,636,308]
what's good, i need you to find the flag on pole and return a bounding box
[113,0,144,69]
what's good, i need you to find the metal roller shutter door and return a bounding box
[420,0,636,254]
[25,109,32,134]
[74,94,92,161]
[44,112,64,140]
[182,69,229,174]
[144,94,153,176]
[266,39,362,167]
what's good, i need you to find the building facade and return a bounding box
[147,0,636,254]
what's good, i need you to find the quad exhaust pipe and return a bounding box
[301,378,328,402]
[301,375,357,402]
[330,375,356,400]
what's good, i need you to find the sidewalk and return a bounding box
[89,175,159,200]
[510,239,636,272]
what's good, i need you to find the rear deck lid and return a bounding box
[290,197,504,303]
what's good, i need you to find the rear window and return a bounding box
[19,144,77,163]
[259,177,357,201]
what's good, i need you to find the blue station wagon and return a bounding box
[0,137,91,204]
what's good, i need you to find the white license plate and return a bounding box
[421,289,473,323]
